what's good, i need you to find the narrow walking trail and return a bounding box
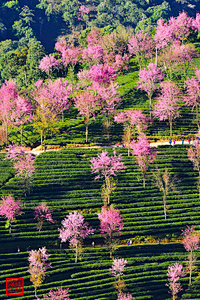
[29,140,193,155]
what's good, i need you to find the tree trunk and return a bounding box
[170,120,172,138]
[128,146,130,157]
[41,130,43,146]
[85,124,88,143]
[189,251,192,286]
[163,194,167,220]
[110,235,112,258]
[75,243,78,263]
[5,123,8,146]
[34,283,37,299]
[9,224,11,234]
[62,111,64,122]
[149,95,152,120]
[143,177,145,188]
[24,69,27,86]
[106,177,111,204]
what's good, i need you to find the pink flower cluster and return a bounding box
[43,287,70,300]
[110,258,127,277]
[34,203,54,224]
[97,206,123,237]
[90,150,126,180]
[166,263,185,297]
[6,144,35,178]
[0,195,21,220]
[181,225,199,252]
[117,293,134,300]
[58,211,95,247]
[39,55,60,73]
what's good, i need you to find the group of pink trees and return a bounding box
[166,225,199,300]
[0,80,32,145]
[32,78,73,145]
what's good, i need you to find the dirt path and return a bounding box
[29,140,193,155]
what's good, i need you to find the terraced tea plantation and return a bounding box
[0,145,200,299]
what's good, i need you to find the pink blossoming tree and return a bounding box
[166,263,185,300]
[182,225,200,285]
[13,95,32,144]
[184,72,200,129]
[34,202,54,232]
[136,63,165,119]
[74,89,101,142]
[82,45,104,66]
[0,195,22,233]
[97,206,123,257]
[28,247,51,299]
[6,144,36,196]
[130,134,157,188]
[128,31,154,69]
[89,64,117,87]
[97,82,121,140]
[43,287,70,300]
[117,293,135,300]
[152,81,181,136]
[114,109,149,156]
[91,150,126,204]
[39,55,60,77]
[0,80,18,145]
[110,258,127,295]
[58,211,95,262]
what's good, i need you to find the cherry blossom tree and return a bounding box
[34,202,54,232]
[188,142,200,197]
[158,42,197,81]
[136,63,165,119]
[74,89,101,143]
[151,166,179,220]
[45,78,73,122]
[0,80,18,145]
[33,79,72,144]
[103,52,129,73]
[13,95,32,144]
[39,55,60,77]
[154,12,192,50]
[110,258,127,295]
[130,134,157,188]
[90,150,126,204]
[117,293,134,300]
[28,247,51,299]
[128,31,154,68]
[97,206,123,257]
[184,72,200,129]
[89,64,117,87]
[43,287,70,299]
[0,195,22,233]
[114,109,149,156]
[82,45,104,66]
[182,225,199,285]
[152,81,181,136]
[6,144,36,196]
[166,263,185,300]
[97,82,121,140]
[58,211,95,263]
[77,5,90,27]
